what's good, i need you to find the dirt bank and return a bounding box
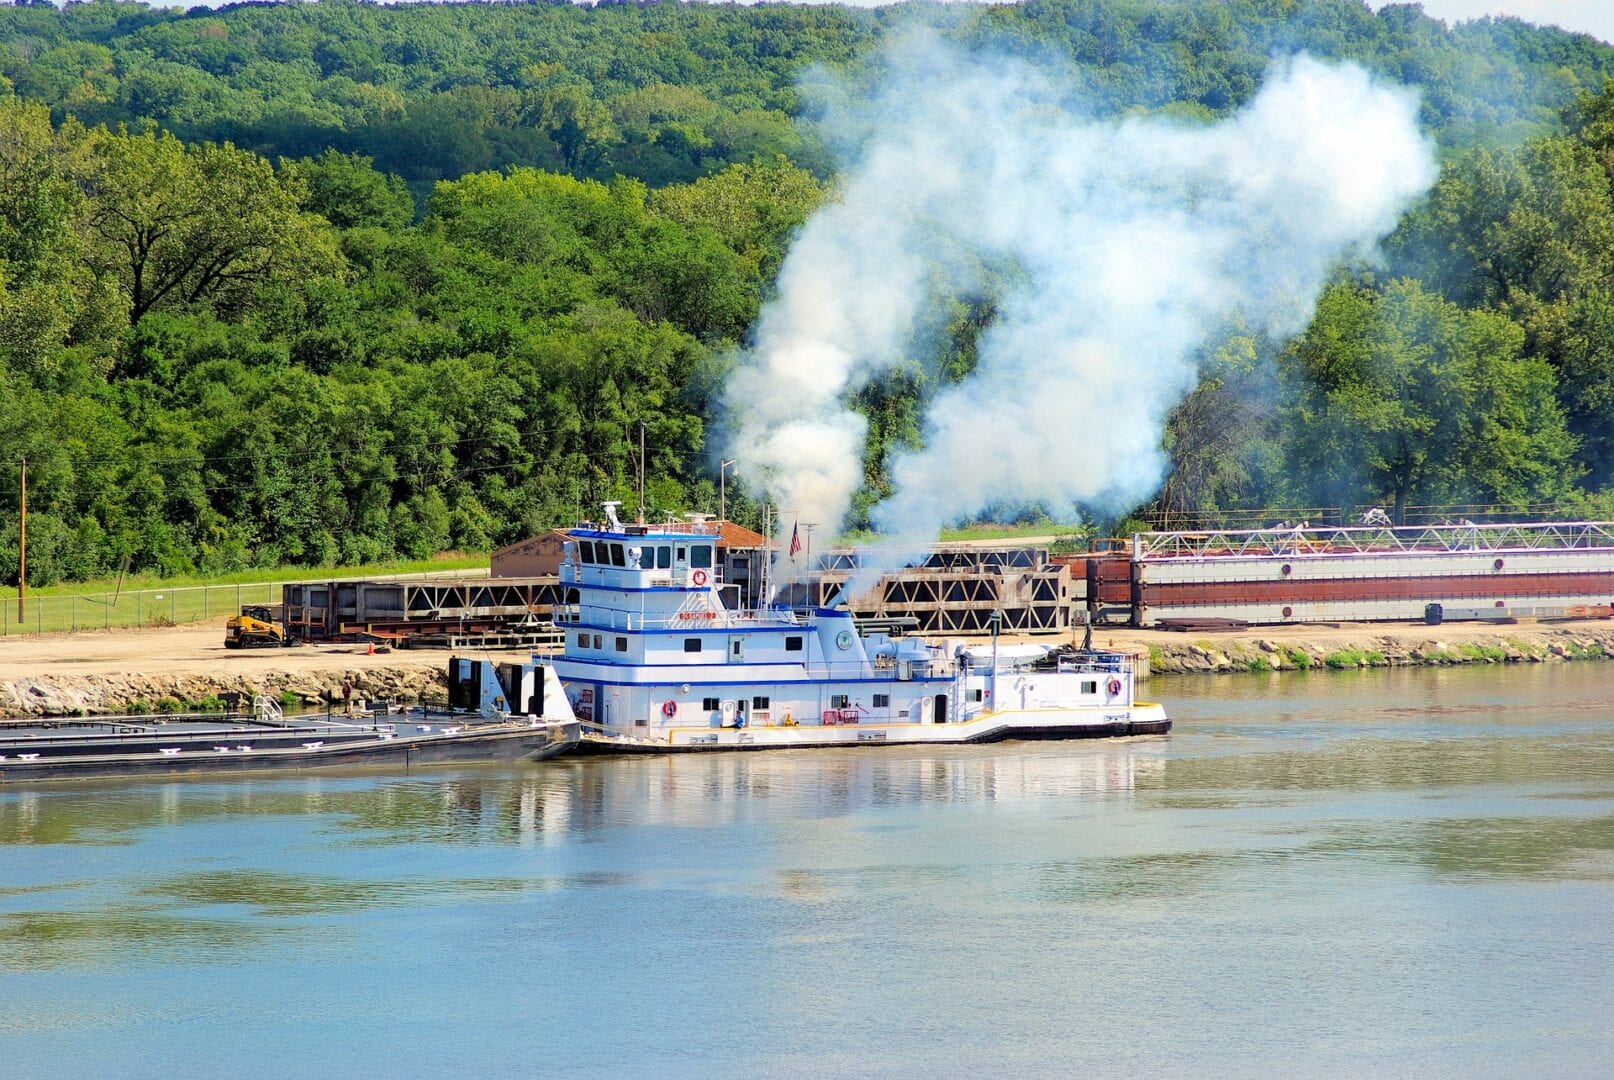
[1075,619,1614,675]
[3,616,1614,717]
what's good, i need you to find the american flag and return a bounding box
[789,523,802,557]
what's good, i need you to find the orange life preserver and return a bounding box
[661,700,678,718]
[1106,677,1122,697]
[691,569,709,586]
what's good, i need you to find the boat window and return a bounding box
[675,545,687,564]
[592,634,603,650]
[830,694,849,709]
[702,697,720,711]
[615,637,628,653]
[576,633,588,648]
[628,546,644,569]
[1082,680,1097,694]
[785,636,803,652]
[752,695,769,709]
[691,545,713,569]
[578,541,594,563]
[656,546,671,569]
[609,544,625,568]
[873,693,889,708]
[684,638,702,653]
[970,689,984,703]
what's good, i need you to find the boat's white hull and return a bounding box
[577,702,1170,753]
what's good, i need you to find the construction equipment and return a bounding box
[225,605,290,649]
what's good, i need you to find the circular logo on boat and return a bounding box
[835,630,853,651]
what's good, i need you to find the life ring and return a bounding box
[1106,677,1122,697]
[691,569,709,586]
[661,700,677,718]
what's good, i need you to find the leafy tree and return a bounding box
[1279,280,1578,520]
[73,123,341,326]
[291,149,414,231]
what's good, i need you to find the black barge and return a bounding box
[0,658,579,784]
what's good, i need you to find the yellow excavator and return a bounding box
[225,605,289,649]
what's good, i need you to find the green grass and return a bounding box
[0,553,489,636]
[15,553,489,599]
[1285,648,1313,671]
[1324,648,1387,669]
[1458,643,1507,663]
[835,523,1092,546]
[1246,656,1274,673]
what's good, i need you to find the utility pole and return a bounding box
[719,459,737,524]
[803,522,817,567]
[16,456,24,623]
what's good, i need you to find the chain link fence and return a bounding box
[0,567,488,637]
[0,583,282,636]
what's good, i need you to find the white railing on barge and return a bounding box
[1134,521,1614,561]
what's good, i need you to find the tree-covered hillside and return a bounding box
[2,0,1611,192]
[3,1,1614,584]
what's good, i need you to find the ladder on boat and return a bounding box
[252,693,287,726]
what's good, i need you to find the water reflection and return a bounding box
[0,743,1167,849]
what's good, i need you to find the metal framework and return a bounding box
[1134,521,1614,561]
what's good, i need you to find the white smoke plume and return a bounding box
[722,37,1437,582]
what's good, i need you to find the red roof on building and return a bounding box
[716,520,767,549]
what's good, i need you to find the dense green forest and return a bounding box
[3,0,1614,583]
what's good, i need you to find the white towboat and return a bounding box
[549,505,1169,752]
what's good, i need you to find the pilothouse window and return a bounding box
[656,546,671,569]
[691,545,713,569]
[609,544,625,568]
[579,541,595,563]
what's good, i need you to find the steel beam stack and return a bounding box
[282,577,574,642]
[812,546,1084,634]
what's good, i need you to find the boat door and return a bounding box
[933,694,947,723]
[728,635,745,662]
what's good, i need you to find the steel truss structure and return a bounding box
[1134,521,1614,561]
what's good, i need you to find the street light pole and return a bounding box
[719,459,737,524]
[17,456,25,623]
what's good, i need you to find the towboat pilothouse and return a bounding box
[550,505,1170,752]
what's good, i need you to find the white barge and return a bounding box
[550,507,1169,752]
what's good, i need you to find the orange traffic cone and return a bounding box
[367,642,375,656]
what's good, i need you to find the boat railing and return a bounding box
[553,607,800,632]
[1054,654,1131,675]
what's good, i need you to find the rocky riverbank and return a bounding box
[0,665,446,718]
[5,619,1614,718]
[1138,623,1614,675]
